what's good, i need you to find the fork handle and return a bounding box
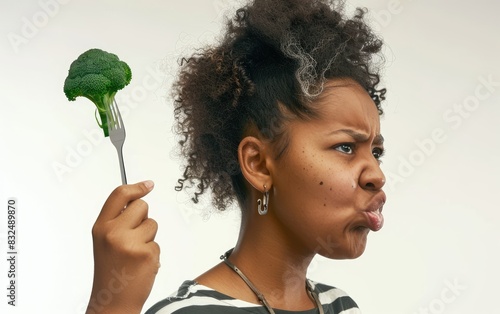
[116,147,127,185]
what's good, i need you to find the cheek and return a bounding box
[275,152,357,214]
[272,152,366,257]
[317,165,358,206]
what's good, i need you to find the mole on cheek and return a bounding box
[319,181,324,185]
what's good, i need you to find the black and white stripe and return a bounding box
[145,280,361,314]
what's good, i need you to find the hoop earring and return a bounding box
[257,186,269,215]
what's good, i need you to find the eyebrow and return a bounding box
[328,129,384,145]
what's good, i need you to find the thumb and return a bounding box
[97,180,155,222]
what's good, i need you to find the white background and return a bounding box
[1,0,499,313]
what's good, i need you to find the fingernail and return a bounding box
[143,180,155,190]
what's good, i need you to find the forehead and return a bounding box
[312,79,381,134]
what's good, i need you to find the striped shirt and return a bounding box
[145,280,361,314]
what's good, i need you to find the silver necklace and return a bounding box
[220,249,324,314]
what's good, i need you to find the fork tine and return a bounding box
[109,101,117,131]
[105,106,113,133]
[113,99,124,129]
[108,100,118,130]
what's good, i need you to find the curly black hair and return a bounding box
[172,0,386,211]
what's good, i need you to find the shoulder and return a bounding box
[308,280,362,314]
[145,280,268,314]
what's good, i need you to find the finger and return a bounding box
[134,218,158,243]
[117,199,149,229]
[147,241,161,273]
[149,241,161,262]
[97,181,154,222]
[150,241,160,257]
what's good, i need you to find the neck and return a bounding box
[228,209,316,310]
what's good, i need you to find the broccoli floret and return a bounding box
[63,48,132,137]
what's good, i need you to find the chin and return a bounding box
[321,248,366,260]
[317,230,369,259]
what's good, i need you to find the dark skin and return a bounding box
[195,78,386,310]
[87,78,386,312]
[87,181,160,314]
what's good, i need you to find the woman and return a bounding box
[87,0,387,313]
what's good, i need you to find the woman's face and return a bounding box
[269,78,386,259]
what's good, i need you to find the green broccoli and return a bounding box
[63,48,132,137]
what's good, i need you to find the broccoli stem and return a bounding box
[98,109,109,137]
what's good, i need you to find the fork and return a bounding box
[107,99,127,185]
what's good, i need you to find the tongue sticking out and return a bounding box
[366,210,384,231]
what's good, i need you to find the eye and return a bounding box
[334,143,354,154]
[372,147,385,161]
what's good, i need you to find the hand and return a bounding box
[86,181,160,314]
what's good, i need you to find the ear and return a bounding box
[238,136,272,192]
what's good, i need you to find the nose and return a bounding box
[359,158,385,191]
